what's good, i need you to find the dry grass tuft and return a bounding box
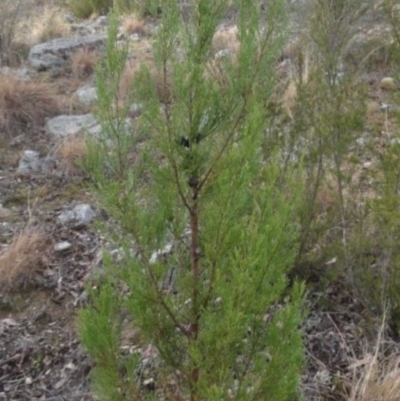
[70,48,100,78]
[348,353,400,401]
[17,6,70,46]
[30,7,70,44]
[345,316,400,401]
[120,14,146,36]
[212,25,239,54]
[0,75,63,135]
[0,228,49,290]
[0,0,32,66]
[54,134,87,175]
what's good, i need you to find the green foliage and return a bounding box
[290,0,400,336]
[114,0,161,16]
[80,1,305,400]
[66,0,162,18]
[0,0,23,66]
[66,0,113,18]
[289,0,367,286]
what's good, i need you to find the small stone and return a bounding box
[45,114,97,138]
[17,150,41,174]
[54,241,72,252]
[73,204,96,225]
[355,137,366,147]
[149,243,173,264]
[380,103,392,111]
[128,103,142,118]
[58,204,96,227]
[380,77,396,90]
[73,86,97,107]
[129,33,141,41]
[215,48,233,60]
[314,369,331,386]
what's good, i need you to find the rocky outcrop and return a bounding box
[28,34,106,71]
[45,114,97,138]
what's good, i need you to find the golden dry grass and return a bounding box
[0,0,33,66]
[0,228,48,289]
[17,6,70,46]
[212,25,239,54]
[0,75,63,134]
[120,14,146,36]
[70,48,100,78]
[54,134,87,175]
[348,354,400,401]
[31,7,70,44]
[346,320,400,401]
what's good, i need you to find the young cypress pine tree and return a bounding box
[80,1,305,400]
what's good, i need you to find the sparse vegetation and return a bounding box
[28,6,70,45]
[4,0,400,400]
[70,48,101,78]
[120,14,146,36]
[66,0,162,18]
[54,134,88,175]
[0,0,25,66]
[66,0,113,19]
[0,75,63,135]
[0,227,48,291]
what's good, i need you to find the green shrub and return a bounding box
[66,0,162,18]
[0,0,23,66]
[80,2,305,400]
[114,0,161,16]
[288,0,368,285]
[66,0,113,18]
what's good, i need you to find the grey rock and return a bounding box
[0,67,34,82]
[41,157,58,174]
[45,114,97,138]
[87,119,132,141]
[93,16,108,27]
[64,13,75,23]
[17,150,57,175]
[380,103,392,112]
[128,103,142,118]
[87,123,103,136]
[17,150,41,174]
[128,34,141,42]
[28,34,106,71]
[71,17,108,36]
[54,241,72,252]
[149,243,173,265]
[58,204,96,227]
[355,137,367,147]
[380,103,400,114]
[73,86,97,107]
[215,48,233,60]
